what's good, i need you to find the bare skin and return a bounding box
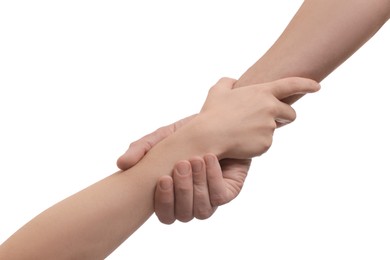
[117,0,390,224]
[0,77,319,259]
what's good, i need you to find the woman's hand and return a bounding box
[117,76,320,224]
[187,77,320,159]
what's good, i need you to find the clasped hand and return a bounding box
[117,77,320,224]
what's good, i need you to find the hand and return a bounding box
[117,76,319,167]
[154,154,250,224]
[185,77,320,159]
[117,77,319,224]
[117,114,196,171]
[153,76,319,223]
[116,107,251,224]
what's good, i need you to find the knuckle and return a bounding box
[156,125,173,140]
[208,84,219,94]
[261,118,277,131]
[176,185,192,194]
[260,136,273,155]
[261,99,280,116]
[219,76,236,84]
[128,139,139,149]
[265,104,279,116]
[157,197,174,205]
[264,140,272,152]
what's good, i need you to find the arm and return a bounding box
[0,77,319,259]
[119,0,390,223]
[237,0,390,92]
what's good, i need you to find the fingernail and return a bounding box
[177,162,190,175]
[160,178,172,190]
[204,154,216,165]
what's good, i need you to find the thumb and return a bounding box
[116,138,151,170]
[270,77,321,100]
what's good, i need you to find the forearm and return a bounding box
[0,75,319,259]
[0,174,151,259]
[0,125,208,260]
[236,0,390,92]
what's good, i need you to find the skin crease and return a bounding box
[116,0,390,224]
[0,77,319,259]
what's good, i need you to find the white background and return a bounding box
[1,1,389,259]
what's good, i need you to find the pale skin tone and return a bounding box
[0,77,319,259]
[1,0,389,258]
[117,0,390,224]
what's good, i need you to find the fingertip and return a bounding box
[306,78,321,91]
[174,160,191,176]
[158,176,173,191]
[116,154,129,170]
[116,151,137,171]
[204,153,218,167]
[157,216,176,225]
[289,77,321,95]
[315,82,321,92]
[189,156,205,173]
[155,176,175,225]
[306,81,321,94]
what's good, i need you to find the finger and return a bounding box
[281,93,304,105]
[274,102,297,127]
[116,114,196,170]
[269,77,320,100]
[116,137,152,170]
[190,157,216,220]
[204,154,228,207]
[154,176,175,225]
[173,161,194,223]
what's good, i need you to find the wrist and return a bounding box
[174,114,227,158]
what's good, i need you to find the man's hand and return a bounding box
[153,154,251,224]
[117,76,319,224]
[116,115,251,224]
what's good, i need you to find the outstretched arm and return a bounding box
[238,0,390,93]
[118,0,390,223]
[0,78,319,260]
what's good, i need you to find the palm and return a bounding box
[216,158,251,205]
